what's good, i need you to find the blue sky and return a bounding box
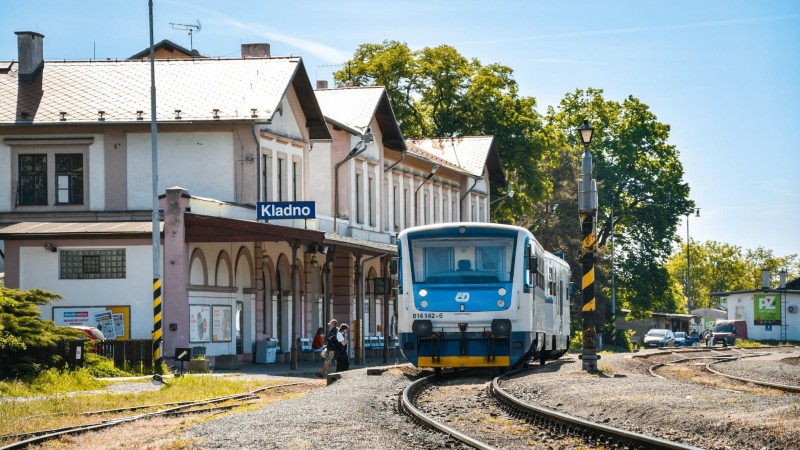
[2,0,798,259]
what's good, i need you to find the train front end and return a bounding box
[397,224,531,369]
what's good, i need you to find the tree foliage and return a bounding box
[545,88,693,319]
[0,286,79,378]
[667,242,799,309]
[334,40,560,210]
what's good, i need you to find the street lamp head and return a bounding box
[578,119,594,147]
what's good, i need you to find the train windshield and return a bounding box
[410,236,516,284]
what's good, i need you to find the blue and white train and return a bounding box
[396,223,571,369]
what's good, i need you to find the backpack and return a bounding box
[327,328,339,350]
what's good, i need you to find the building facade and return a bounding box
[0,31,507,365]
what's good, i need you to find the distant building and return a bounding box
[711,275,800,342]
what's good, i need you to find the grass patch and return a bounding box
[735,339,765,348]
[0,367,108,397]
[0,375,279,441]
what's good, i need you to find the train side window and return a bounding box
[524,240,534,292]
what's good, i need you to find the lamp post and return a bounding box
[577,119,599,372]
[413,164,439,225]
[685,207,700,309]
[779,270,787,342]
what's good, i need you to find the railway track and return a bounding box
[0,381,309,450]
[649,351,800,393]
[401,368,703,450]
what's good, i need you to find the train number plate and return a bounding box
[412,313,443,319]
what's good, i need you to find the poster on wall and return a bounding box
[53,306,131,340]
[94,311,115,339]
[753,294,781,325]
[190,305,211,342]
[212,305,232,342]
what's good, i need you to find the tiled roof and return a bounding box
[406,136,495,177]
[0,58,303,124]
[0,221,161,237]
[314,86,386,135]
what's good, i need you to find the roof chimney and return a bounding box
[316,80,329,90]
[15,31,45,81]
[241,43,270,58]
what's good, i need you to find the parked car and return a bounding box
[643,329,675,348]
[674,331,687,346]
[684,330,701,347]
[710,320,747,347]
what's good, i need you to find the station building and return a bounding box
[0,32,506,365]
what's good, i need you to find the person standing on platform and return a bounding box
[319,320,339,377]
[335,324,350,372]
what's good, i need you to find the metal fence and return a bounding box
[95,340,154,369]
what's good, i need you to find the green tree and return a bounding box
[744,247,800,289]
[0,286,77,377]
[666,240,752,309]
[335,41,559,212]
[546,88,693,319]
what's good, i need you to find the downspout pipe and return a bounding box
[253,123,262,203]
[458,176,482,222]
[384,150,406,173]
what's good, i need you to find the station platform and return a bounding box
[175,354,409,378]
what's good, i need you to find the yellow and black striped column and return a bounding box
[152,277,163,373]
[580,213,598,371]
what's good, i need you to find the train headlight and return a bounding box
[419,289,428,297]
[498,288,507,296]
[420,300,428,308]
[491,319,512,337]
[412,320,433,337]
[497,299,505,308]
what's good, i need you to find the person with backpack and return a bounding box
[319,319,339,377]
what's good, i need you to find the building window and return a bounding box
[17,154,47,205]
[433,193,439,223]
[355,172,363,224]
[262,155,271,201]
[404,187,410,228]
[292,161,299,200]
[277,157,285,201]
[368,175,376,227]
[55,154,84,205]
[393,185,400,230]
[60,249,126,279]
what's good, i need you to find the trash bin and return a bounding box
[255,339,279,363]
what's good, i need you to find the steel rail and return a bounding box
[492,372,704,450]
[401,374,498,450]
[705,359,800,393]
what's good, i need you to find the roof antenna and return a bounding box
[169,20,201,51]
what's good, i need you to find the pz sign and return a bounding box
[759,296,777,310]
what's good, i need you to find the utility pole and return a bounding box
[577,119,599,372]
[148,0,163,375]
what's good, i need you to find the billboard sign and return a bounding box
[753,293,781,325]
[53,306,131,339]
